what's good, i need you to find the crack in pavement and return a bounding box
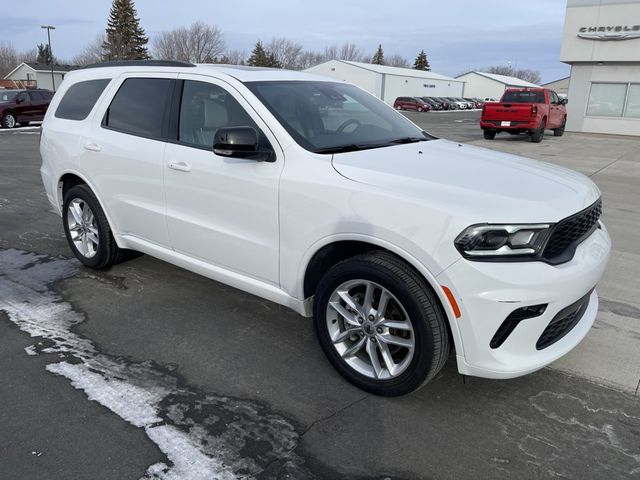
[0,248,407,480]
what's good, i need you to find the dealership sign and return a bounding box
[578,24,640,41]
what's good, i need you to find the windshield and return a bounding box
[245,81,431,154]
[501,91,545,103]
[0,91,18,102]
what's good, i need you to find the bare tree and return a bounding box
[339,43,364,61]
[72,34,106,66]
[0,42,38,77]
[217,49,246,65]
[266,37,303,70]
[484,65,542,85]
[298,51,324,69]
[153,22,225,63]
[322,45,339,61]
[387,54,410,68]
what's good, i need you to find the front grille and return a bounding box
[536,290,592,350]
[542,198,602,264]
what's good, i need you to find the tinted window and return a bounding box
[55,79,110,120]
[105,78,173,139]
[29,91,43,101]
[0,91,18,102]
[501,91,545,103]
[17,92,29,103]
[179,80,258,148]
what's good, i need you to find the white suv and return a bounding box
[40,61,611,396]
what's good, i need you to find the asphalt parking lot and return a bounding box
[1,115,639,480]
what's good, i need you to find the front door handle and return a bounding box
[168,161,191,172]
[83,142,102,152]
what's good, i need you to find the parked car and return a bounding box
[458,97,475,109]
[464,97,483,109]
[420,97,443,111]
[446,97,467,109]
[484,97,499,103]
[0,88,53,128]
[41,61,610,396]
[480,88,567,142]
[433,97,453,110]
[393,96,431,112]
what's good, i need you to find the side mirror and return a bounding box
[560,98,568,105]
[213,126,274,162]
[15,97,23,104]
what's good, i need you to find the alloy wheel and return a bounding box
[325,279,415,380]
[66,198,99,258]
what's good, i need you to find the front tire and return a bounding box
[314,251,450,396]
[63,185,127,269]
[554,118,566,137]
[2,112,16,129]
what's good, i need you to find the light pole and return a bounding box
[40,25,56,92]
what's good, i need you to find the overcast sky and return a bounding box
[4,0,570,83]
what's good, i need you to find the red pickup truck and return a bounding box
[480,88,567,143]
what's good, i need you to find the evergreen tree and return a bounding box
[247,41,281,68]
[371,44,384,65]
[413,50,430,71]
[36,43,53,64]
[102,0,149,61]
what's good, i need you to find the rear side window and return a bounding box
[55,79,110,120]
[104,78,173,139]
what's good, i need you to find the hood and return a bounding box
[331,139,600,223]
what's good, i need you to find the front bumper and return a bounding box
[437,225,611,379]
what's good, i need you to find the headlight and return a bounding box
[454,224,552,260]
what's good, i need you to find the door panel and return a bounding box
[163,76,283,284]
[15,92,32,122]
[81,73,177,247]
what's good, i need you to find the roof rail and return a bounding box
[82,60,196,69]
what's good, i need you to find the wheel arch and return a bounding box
[57,171,124,248]
[300,236,464,357]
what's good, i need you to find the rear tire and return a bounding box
[63,185,130,269]
[531,119,546,143]
[553,118,566,137]
[314,251,450,396]
[483,129,496,140]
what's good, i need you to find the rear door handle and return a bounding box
[83,142,102,152]
[168,161,191,172]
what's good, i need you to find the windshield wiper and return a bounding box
[388,136,429,144]
[314,143,382,154]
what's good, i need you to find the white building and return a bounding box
[305,60,465,105]
[542,77,571,97]
[455,71,540,100]
[3,62,79,91]
[561,0,640,136]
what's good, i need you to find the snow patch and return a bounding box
[0,249,309,479]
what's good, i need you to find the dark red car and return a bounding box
[0,89,53,128]
[393,97,431,112]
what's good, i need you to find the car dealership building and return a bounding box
[562,0,640,136]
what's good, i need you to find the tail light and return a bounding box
[531,105,538,117]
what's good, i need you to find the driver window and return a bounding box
[18,92,29,103]
[179,80,258,149]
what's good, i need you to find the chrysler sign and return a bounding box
[578,24,640,41]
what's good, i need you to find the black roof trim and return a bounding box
[82,60,196,69]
